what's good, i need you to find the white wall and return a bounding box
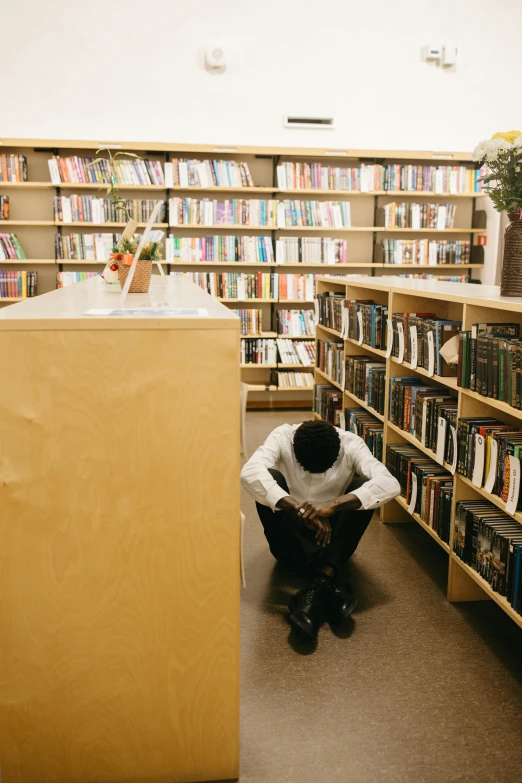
[3,0,522,151]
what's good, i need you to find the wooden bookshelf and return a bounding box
[313,275,522,629]
[0,137,488,404]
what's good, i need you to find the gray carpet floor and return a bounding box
[235,410,522,783]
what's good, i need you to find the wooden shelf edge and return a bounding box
[450,554,522,629]
[316,323,343,339]
[343,389,385,421]
[314,366,343,390]
[346,336,387,358]
[457,473,522,524]
[395,494,451,552]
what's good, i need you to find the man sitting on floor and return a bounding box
[241,419,400,638]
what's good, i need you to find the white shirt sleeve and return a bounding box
[240,426,290,510]
[345,435,401,510]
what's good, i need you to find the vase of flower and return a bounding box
[472,130,522,296]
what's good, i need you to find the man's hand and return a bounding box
[298,499,339,520]
[305,517,331,547]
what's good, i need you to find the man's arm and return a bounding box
[240,427,291,510]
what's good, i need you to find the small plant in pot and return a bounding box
[472,130,522,296]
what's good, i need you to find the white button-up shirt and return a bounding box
[241,423,400,511]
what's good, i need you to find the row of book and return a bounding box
[0,155,27,182]
[382,239,471,266]
[390,312,460,377]
[240,339,277,365]
[315,291,346,333]
[276,162,486,193]
[233,308,264,335]
[277,372,314,388]
[168,158,254,189]
[382,203,456,230]
[346,356,386,415]
[316,339,344,386]
[277,339,315,366]
[168,198,352,228]
[57,271,99,288]
[343,409,384,460]
[399,273,470,282]
[0,195,9,219]
[457,321,522,407]
[386,443,453,544]
[456,417,522,511]
[0,270,37,299]
[389,379,457,454]
[55,233,119,261]
[277,309,315,337]
[240,339,315,366]
[454,500,521,607]
[48,156,165,186]
[314,384,342,424]
[181,272,315,301]
[165,235,274,264]
[275,237,348,265]
[344,300,388,350]
[0,233,26,260]
[53,196,166,224]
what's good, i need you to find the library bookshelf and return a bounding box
[314,275,522,629]
[0,138,489,402]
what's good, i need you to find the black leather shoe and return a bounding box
[289,574,329,637]
[327,576,358,620]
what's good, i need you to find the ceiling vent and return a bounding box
[284,116,335,130]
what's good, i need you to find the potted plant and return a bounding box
[93,147,164,293]
[472,130,522,296]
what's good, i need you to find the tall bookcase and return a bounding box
[0,138,489,406]
[314,275,522,629]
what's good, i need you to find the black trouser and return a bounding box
[256,469,373,574]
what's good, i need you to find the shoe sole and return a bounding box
[338,596,358,620]
[288,611,317,638]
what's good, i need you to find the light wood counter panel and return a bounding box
[0,277,240,782]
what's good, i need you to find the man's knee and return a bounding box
[268,468,289,493]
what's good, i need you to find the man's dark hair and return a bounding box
[293,420,341,474]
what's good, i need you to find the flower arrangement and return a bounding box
[472,130,522,214]
[109,235,162,267]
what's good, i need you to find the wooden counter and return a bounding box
[0,276,240,782]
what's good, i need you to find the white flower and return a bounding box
[512,134,522,149]
[471,139,489,161]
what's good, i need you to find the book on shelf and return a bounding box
[165,158,254,188]
[386,443,453,543]
[457,322,522,407]
[276,338,315,366]
[276,237,347,265]
[314,384,343,424]
[54,196,166,223]
[278,371,314,388]
[276,161,486,193]
[316,290,348,332]
[0,233,27,260]
[168,198,351,228]
[391,312,461,376]
[277,309,315,337]
[0,270,36,298]
[278,274,315,302]
[48,156,164,186]
[55,233,120,262]
[381,203,456,230]
[389,378,457,450]
[173,271,276,299]
[316,339,344,386]
[382,239,471,266]
[456,418,522,504]
[453,500,522,606]
[345,356,386,414]
[397,273,471,283]
[240,338,277,365]
[0,154,27,183]
[232,308,264,335]
[0,195,10,220]
[347,300,388,349]
[57,271,100,288]
[344,409,384,460]
[166,235,274,264]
